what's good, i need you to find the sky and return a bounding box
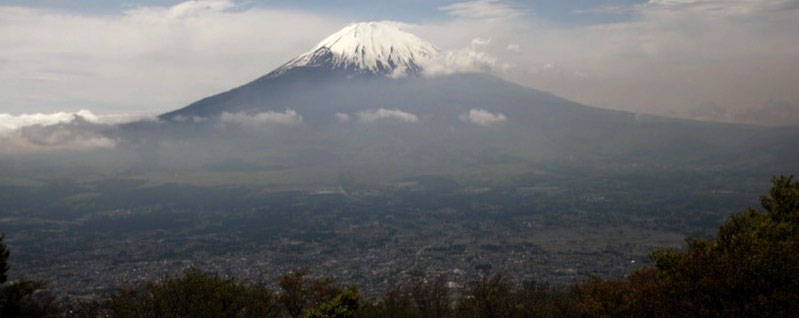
[1,0,798,125]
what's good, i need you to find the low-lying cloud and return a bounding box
[356,108,419,123]
[334,113,351,122]
[678,99,799,126]
[13,121,117,150]
[220,109,303,126]
[0,110,147,154]
[0,110,144,134]
[460,108,507,126]
[422,37,499,76]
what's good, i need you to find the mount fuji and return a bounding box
[159,21,561,122]
[150,22,798,179]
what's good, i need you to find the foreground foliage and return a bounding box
[1,176,797,317]
[1,233,9,284]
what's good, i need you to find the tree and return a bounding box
[407,274,451,318]
[0,280,61,318]
[0,233,9,284]
[0,234,61,317]
[362,274,451,318]
[106,267,282,318]
[279,268,341,318]
[516,280,564,318]
[305,286,360,318]
[455,273,520,318]
[650,175,799,316]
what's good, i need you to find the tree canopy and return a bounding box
[0,233,9,285]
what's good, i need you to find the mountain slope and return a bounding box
[159,21,596,122]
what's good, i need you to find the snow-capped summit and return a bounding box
[272,22,440,77]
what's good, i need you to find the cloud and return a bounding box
[701,99,799,126]
[632,98,799,126]
[583,0,799,16]
[439,0,527,19]
[334,113,351,122]
[165,0,235,18]
[422,37,499,76]
[0,110,147,135]
[172,115,208,123]
[459,108,507,126]
[642,0,799,16]
[0,110,145,154]
[471,37,491,47]
[506,44,521,53]
[0,2,343,114]
[734,99,799,126]
[13,122,117,150]
[0,111,86,133]
[356,108,419,123]
[220,109,303,126]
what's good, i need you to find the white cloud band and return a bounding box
[0,110,148,154]
[220,109,303,126]
[460,108,507,126]
[356,108,419,123]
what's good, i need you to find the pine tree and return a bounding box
[0,233,9,284]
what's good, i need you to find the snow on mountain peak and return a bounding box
[275,22,440,77]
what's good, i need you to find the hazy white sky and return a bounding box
[1,0,798,125]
